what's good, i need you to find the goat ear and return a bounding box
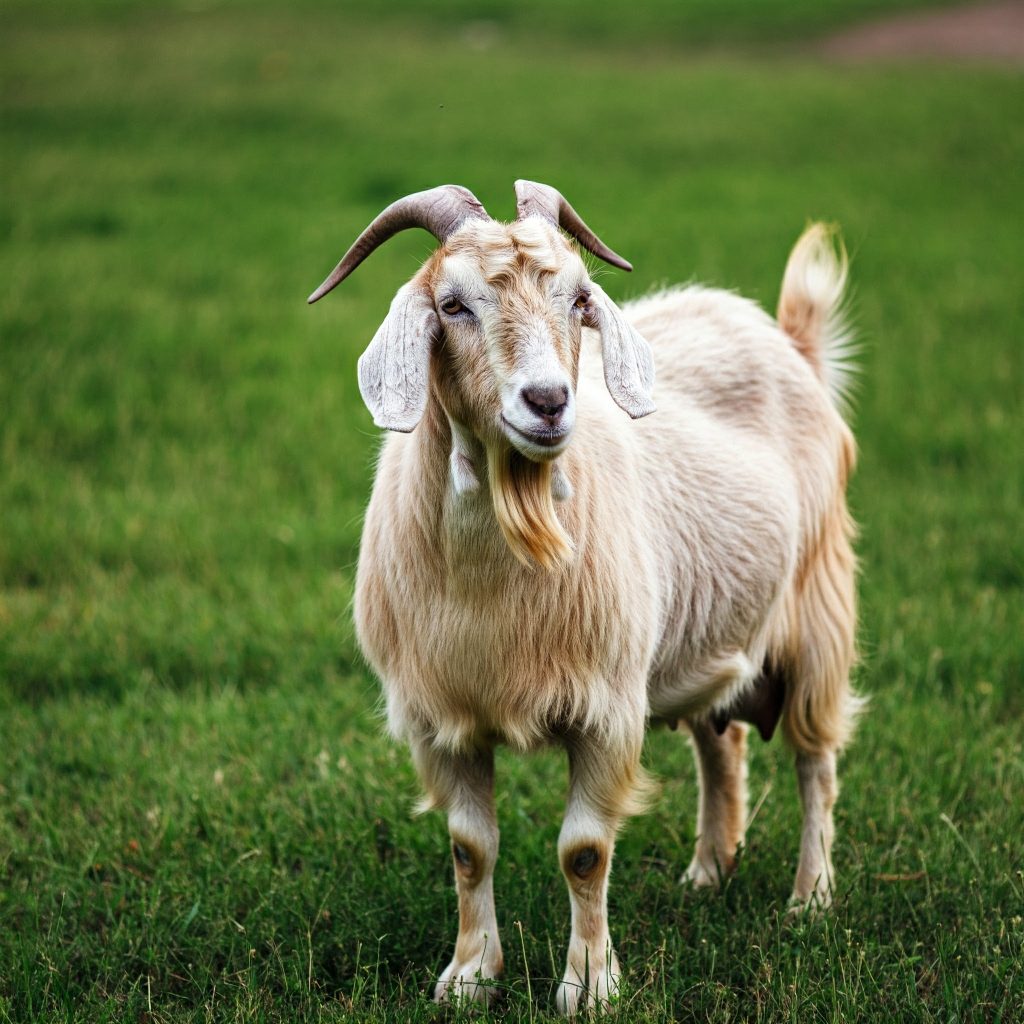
[584,283,656,419]
[357,284,439,432]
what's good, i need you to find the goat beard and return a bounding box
[486,446,573,570]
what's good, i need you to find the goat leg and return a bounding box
[555,736,645,1014]
[411,740,503,1004]
[682,717,749,889]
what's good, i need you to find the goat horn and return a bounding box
[514,179,632,272]
[308,185,490,304]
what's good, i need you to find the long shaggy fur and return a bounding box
[487,447,573,569]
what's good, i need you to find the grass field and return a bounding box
[2,2,1022,1021]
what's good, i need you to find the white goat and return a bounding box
[309,182,861,1013]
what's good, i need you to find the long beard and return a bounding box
[486,446,573,569]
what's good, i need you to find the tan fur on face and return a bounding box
[445,218,566,286]
[486,446,573,569]
[431,220,584,439]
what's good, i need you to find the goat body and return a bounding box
[360,282,855,754]
[312,186,860,1012]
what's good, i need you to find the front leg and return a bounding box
[411,739,503,1004]
[556,737,647,1015]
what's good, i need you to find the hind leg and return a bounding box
[682,718,749,889]
[785,642,858,912]
[783,502,860,911]
[790,748,838,909]
[785,670,855,912]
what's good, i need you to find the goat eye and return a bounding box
[573,292,591,310]
[440,297,465,316]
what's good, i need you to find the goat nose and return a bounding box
[521,384,569,422]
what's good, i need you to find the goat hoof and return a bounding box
[682,855,730,890]
[434,955,502,1006]
[555,953,619,1015]
[785,886,833,919]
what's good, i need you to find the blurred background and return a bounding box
[2,1,1021,1021]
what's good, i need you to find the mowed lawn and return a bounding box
[2,3,1022,1021]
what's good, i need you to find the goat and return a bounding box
[308,182,862,1013]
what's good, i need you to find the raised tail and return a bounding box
[777,223,857,413]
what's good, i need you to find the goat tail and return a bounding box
[777,223,857,413]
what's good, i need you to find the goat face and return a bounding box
[355,215,655,455]
[429,217,591,462]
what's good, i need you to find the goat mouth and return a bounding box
[501,416,571,455]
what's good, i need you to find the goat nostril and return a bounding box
[521,385,569,420]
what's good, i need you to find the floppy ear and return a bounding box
[584,283,656,419]
[357,284,439,432]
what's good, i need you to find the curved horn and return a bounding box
[308,185,490,304]
[514,179,632,272]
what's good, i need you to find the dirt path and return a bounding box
[820,1,1024,62]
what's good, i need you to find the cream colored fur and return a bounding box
[351,218,861,1011]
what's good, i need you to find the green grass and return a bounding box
[2,3,1023,1021]
[1,0,970,47]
